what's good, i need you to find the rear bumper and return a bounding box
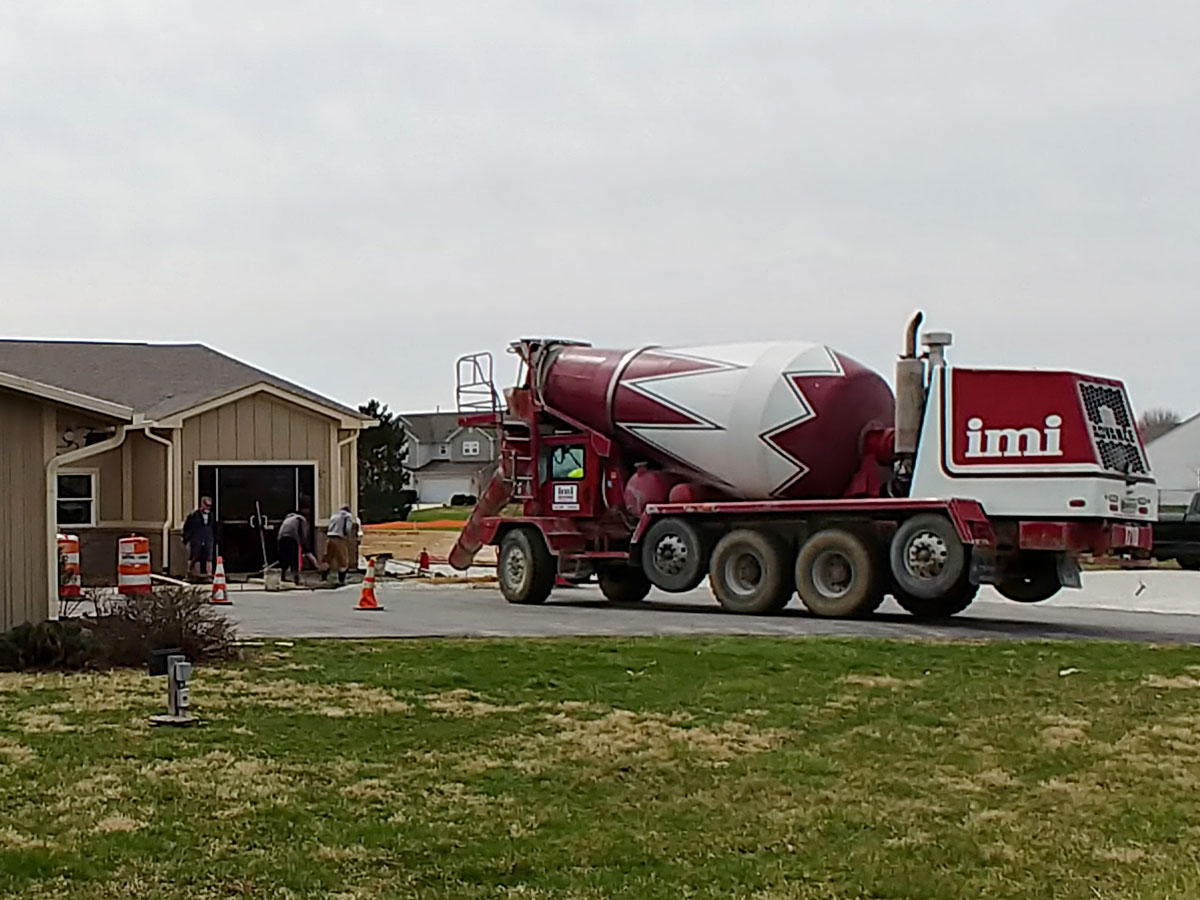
[1017,520,1153,555]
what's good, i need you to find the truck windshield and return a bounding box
[549,446,585,480]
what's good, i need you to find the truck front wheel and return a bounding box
[709,529,794,614]
[795,529,884,618]
[498,529,556,605]
[598,566,652,604]
[889,513,968,601]
[641,518,708,592]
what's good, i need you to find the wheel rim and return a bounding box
[724,551,764,598]
[904,531,948,581]
[504,547,528,593]
[811,549,853,599]
[654,534,689,577]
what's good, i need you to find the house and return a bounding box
[400,411,497,505]
[1146,413,1200,510]
[0,340,375,623]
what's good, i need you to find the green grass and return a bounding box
[3,637,1200,898]
[408,505,473,523]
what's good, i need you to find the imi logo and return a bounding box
[964,415,1064,459]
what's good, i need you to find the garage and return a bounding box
[197,463,317,573]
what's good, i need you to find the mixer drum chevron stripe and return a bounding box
[538,342,895,499]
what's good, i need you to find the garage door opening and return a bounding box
[197,464,316,573]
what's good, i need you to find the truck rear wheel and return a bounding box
[892,579,979,618]
[996,554,1061,603]
[709,529,793,614]
[598,566,652,604]
[795,529,884,618]
[641,518,708,592]
[1178,556,1200,571]
[498,528,556,605]
[889,513,968,601]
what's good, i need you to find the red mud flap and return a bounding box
[1017,521,1153,555]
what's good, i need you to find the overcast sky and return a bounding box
[2,1,1198,417]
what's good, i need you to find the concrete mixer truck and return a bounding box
[448,313,1155,618]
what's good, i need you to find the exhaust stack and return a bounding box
[894,311,926,455]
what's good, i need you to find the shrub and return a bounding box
[0,585,239,672]
[449,494,478,507]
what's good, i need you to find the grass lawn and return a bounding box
[408,506,474,523]
[3,637,1200,898]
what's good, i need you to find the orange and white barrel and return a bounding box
[117,535,152,595]
[57,534,81,598]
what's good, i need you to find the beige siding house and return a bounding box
[0,341,374,621]
[0,372,133,631]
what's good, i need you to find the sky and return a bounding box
[2,1,1198,417]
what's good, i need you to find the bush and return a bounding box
[449,494,478,507]
[0,586,239,672]
[0,620,95,671]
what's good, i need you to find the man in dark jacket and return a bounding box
[182,496,217,581]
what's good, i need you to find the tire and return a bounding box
[889,513,968,601]
[498,529,556,605]
[709,529,794,615]
[641,518,708,593]
[892,579,979,618]
[1178,556,1200,571]
[996,554,1061,603]
[795,529,884,618]
[597,566,652,604]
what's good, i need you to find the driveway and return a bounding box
[217,570,1200,643]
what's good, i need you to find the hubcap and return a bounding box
[504,547,528,591]
[812,550,853,598]
[725,551,763,597]
[654,535,689,576]
[905,531,948,580]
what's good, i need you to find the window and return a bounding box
[462,440,481,457]
[548,445,585,480]
[57,471,96,526]
[439,443,449,456]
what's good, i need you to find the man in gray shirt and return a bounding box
[276,505,316,585]
[320,504,358,585]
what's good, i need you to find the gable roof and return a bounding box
[0,340,369,425]
[399,412,468,444]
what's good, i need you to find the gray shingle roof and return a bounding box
[0,340,365,422]
[399,412,465,444]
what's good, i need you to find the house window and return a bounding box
[439,444,448,456]
[57,471,97,526]
[462,440,481,457]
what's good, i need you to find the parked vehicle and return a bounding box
[1151,490,1200,569]
[448,313,1156,618]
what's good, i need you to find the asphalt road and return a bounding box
[219,571,1200,643]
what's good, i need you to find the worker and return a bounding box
[320,504,357,585]
[277,504,318,586]
[182,496,217,582]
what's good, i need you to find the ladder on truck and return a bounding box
[455,352,536,501]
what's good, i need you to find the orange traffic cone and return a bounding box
[210,557,231,605]
[355,558,383,611]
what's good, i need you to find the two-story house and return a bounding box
[400,411,498,505]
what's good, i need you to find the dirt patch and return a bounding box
[424,689,530,718]
[139,751,297,808]
[0,736,36,765]
[0,827,47,850]
[521,709,790,770]
[200,672,410,717]
[1145,674,1200,690]
[1041,724,1089,749]
[94,816,144,834]
[1094,846,1147,863]
[15,711,74,733]
[840,674,921,689]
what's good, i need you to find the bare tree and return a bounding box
[1137,408,1183,443]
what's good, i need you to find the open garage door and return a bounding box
[197,464,316,573]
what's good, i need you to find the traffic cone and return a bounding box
[210,557,231,605]
[355,558,383,611]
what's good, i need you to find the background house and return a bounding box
[400,412,497,505]
[0,340,375,590]
[1146,412,1200,511]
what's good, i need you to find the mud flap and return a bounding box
[1057,555,1083,590]
[969,550,996,586]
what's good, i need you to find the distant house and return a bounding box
[0,340,375,608]
[400,412,497,505]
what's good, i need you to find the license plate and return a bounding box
[1121,497,1138,514]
